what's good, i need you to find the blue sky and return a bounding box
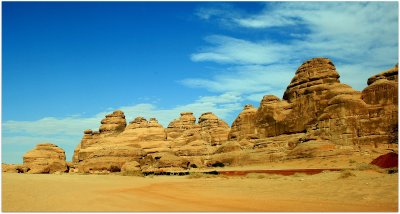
[3,2,398,164]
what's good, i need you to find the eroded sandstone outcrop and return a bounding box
[70,110,232,173]
[23,143,68,174]
[166,112,198,140]
[254,58,353,137]
[2,164,28,173]
[99,110,127,136]
[198,112,230,145]
[17,57,397,174]
[229,104,258,140]
[229,58,398,149]
[315,64,398,146]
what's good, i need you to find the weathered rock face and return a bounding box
[166,112,231,168]
[315,64,398,146]
[283,58,340,101]
[229,104,258,140]
[254,58,353,137]
[72,110,231,172]
[99,110,126,136]
[166,112,198,140]
[229,58,398,149]
[65,57,397,173]
[77,144,145,173]
[198,112,230,145]
[367,64,398,86]
[255,95,293,138]
[119,117,166,141]
[23,143,68,174]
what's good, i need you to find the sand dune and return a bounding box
[2,170,397,212]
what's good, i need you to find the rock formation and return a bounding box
[229,104,258,140]
[166,112,198,140]
[228,58,398,149]
[2,164,28,173]
[13,57,398,174]
[99,110,126,136]
[69,110,232,173]
[315,64,398,147]
[198,112,230,145]
[23,143,68,174]
[253,58,352,137]
[73,58,398,173]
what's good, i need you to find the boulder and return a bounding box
[370,152,398,168]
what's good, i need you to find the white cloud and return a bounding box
[191,35,290,65]
[187,2,397,95]
[182,63,295,99]
[4,117,101,136]
[198,92,242,104]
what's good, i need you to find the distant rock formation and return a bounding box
[14,58,398,174]
[23,143,68,174]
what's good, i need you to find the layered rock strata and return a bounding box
[71,110,231,172]
[15,58,397,174]
[23,143,68,174]
[230,58,398,148]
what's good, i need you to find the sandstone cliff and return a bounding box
[230,58,398,149]
[16,58,398,174]
[71,110,231,173]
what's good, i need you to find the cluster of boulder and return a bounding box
[5,58,398,174]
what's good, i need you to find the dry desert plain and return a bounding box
[2,156,398,212]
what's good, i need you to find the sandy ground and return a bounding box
[2,169,398,212]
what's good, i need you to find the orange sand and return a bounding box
[2,169,397,212]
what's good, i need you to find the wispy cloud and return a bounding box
[181,64,294,97]
[188,2,398,93]
[191,35,290,65]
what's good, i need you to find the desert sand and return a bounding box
[3,167,397,212]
